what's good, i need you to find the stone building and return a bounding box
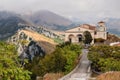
[65,21,107,44]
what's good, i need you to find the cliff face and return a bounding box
[19,41,45,62]
[8,29,57,63]
[8,29,56,53]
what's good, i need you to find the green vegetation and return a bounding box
[0,41,82,80]
[83,31,93,44]
[53,38,64,44]
[0,41,31,80]
[25,42,82,79]
[88,45,120,72]
[94,38,105,43]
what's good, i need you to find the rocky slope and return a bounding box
[0,11,30,40]
[9,29,56,54]
[0,11,66,40]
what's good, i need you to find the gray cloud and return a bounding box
[0,0,120,22]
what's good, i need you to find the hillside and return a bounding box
[20,30,56,44]
[106,33,120,43]
[19,30,56,53]
[24,10,73,30]
[0,11,72,40]
[97,71,120,80]
[0,11,30,40]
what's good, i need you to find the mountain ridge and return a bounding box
[0,10,119,40]
[0,11,31,40]
[23,10,73,30]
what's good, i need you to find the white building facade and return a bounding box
[65,21,107,44]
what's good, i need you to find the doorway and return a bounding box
[77,34,82,42]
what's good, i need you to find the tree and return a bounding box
[0,41,31,80]
[25,43,82,77]
[83,31,93,44]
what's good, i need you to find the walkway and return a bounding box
[59,49,91,80]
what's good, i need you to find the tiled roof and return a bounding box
[81,24,96,30]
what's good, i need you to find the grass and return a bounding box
[53,38,64,44]
[37,73,64,80]
[97,71,120,80]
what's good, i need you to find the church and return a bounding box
[65,21,107,44]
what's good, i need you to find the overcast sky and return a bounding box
[0,0,120,22]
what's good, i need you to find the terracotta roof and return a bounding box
[81,24,96,30]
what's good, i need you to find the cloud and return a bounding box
[0,0,120,22]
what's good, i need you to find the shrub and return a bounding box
[88,45,120,72]
[25,43,82,77]
[0,41,31,80]
[94,38,105,43]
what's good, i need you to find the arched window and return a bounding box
[68,34,75,43]
[77,34,82,42]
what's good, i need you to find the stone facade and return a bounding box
[65,21,107,44]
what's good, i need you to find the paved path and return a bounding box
[68,49,91,80]
[60,49,91,80]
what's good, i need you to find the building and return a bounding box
[65,21,107,44]
[110,42,120,46]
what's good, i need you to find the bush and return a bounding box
[88,45,120,72]
[25,43,82,77]
[94,38,105,43]
[0,41,31,80]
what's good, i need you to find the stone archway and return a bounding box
[68,34,75,43]
[77,34,82,42]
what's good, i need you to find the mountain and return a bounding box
[9,29,56,54]
[0,11,30,40]
[0,10,119,40]
[20,30,56,53]
[24,10,73,30]
[104,18,120,36]
[0,11,64,40]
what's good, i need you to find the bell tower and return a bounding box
[96,21,107,40]
[98,21,106,31]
